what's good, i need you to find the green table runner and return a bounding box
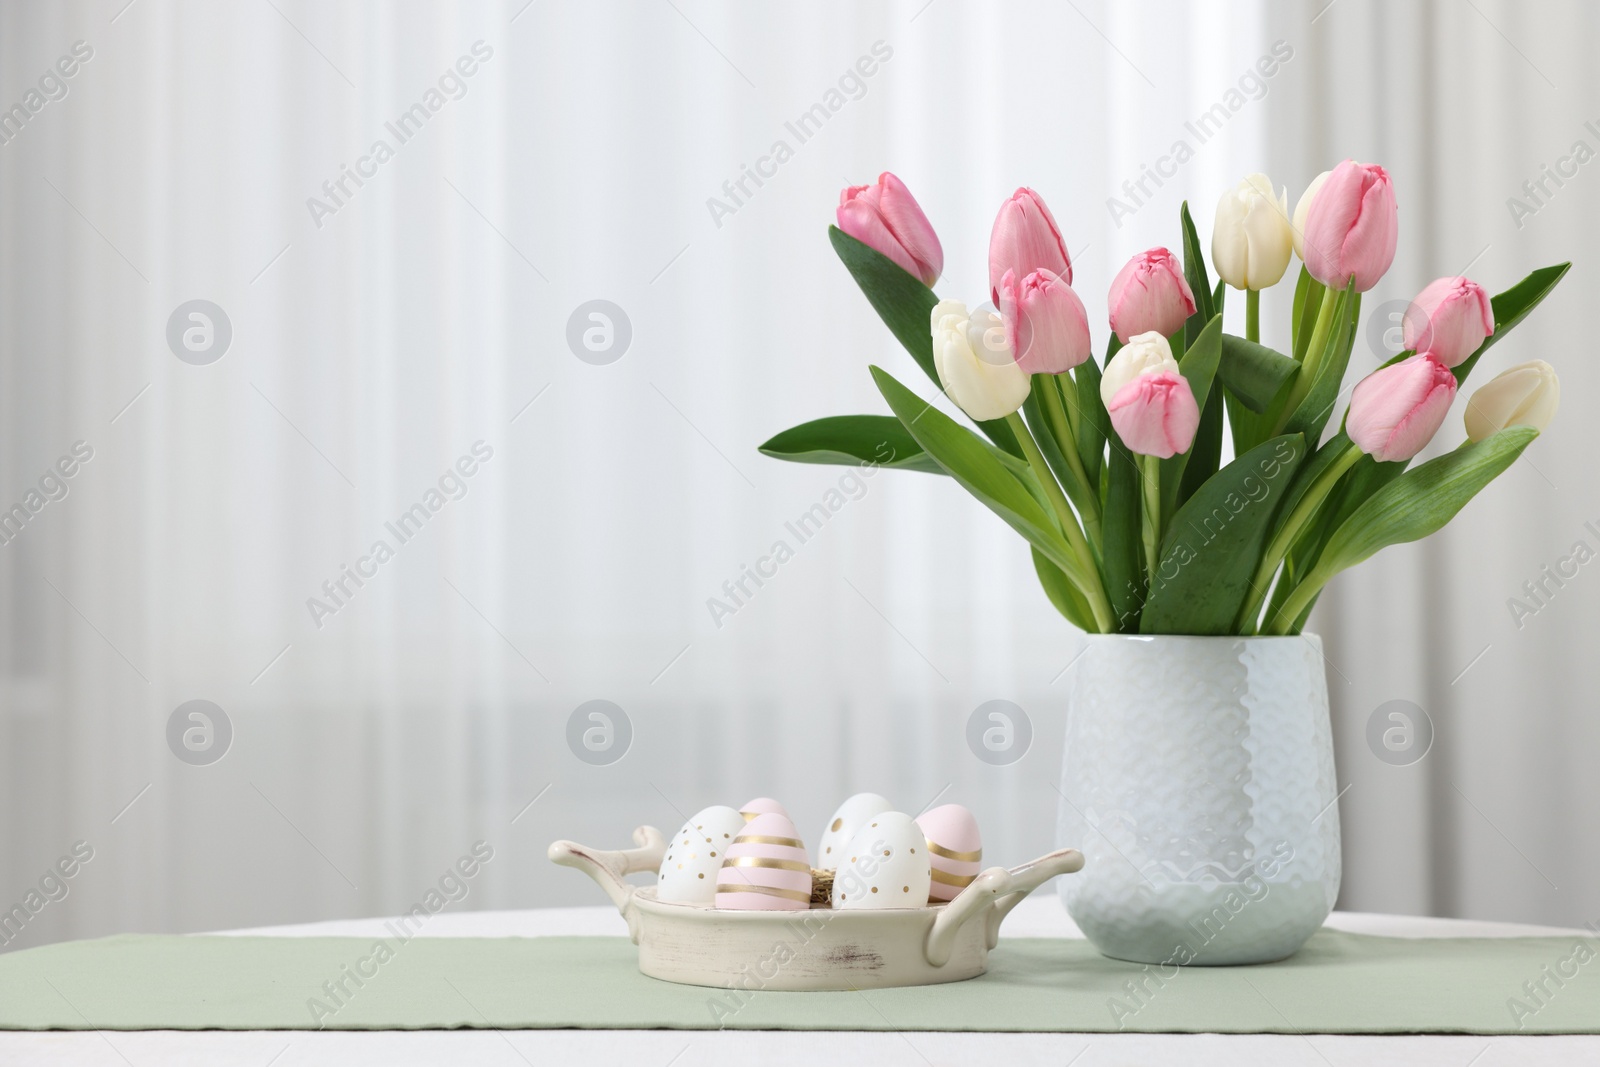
[2,931,1596,1033]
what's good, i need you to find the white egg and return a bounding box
[829,811,932,910]
[815,792,894,870]
[656,805,746,904]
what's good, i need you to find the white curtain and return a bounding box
[0,0,1592,950]
[1267,0,1600,923]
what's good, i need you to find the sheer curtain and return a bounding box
[1,0,1592,952]
[1265,0,1600,925]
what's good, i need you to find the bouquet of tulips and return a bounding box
[761,167,1568,635]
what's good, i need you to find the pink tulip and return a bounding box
[1107,370,1200,458]
[1301,159,1398,293]
[1402,276,1494,368]
[1347,354,1458,462]
[997,268,1092,375]
[1107,247,1196,343]
[989,188,1071,303]
[836,172,943,286]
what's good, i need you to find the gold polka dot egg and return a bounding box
[815,791,893,871]
[656,805,746,904]
[829,811,931,910]
[715,812,812,911]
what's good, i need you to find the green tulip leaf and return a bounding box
[830,225,1022,457]
[1303,426,1538,586]
[1162,314,1223,515]
[1093,333,1141,632]
[829,225,939,382]
[1286,447,1401,578]
[1022,382,1096,520]
[1291,266,1325,362]
[1074,340,1111,493]
[1139,434,1306,635]
[1218,334,1300,413]
[1100,441,1144,632]
[1181,388,1227,513]
[1179,201,1214,348]
[1282,282,1360,444]
[869,365,1088,590]
[1033,546,1097,630]
[759,415,945,474]
[1453,262,1569,382]
[1263,431,1359,555]
[1220,332,1297,459]
[1225,392,1270,463]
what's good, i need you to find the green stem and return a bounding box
[1236,442,1362,632]
[1040,378,1101,542]
[1246,289,1260,344]
[1056,371,1080,439]
[1056,374,1105,552]
[1006,411,1114,631]
[1275,288,1341,431]
[1139,454,1161,582]
[1268,564,1333,635]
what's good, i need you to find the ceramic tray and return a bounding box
[549,825,1084,990]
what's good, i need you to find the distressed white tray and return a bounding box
[549,825,1084,990]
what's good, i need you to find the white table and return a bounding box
[3,900,1594,1066]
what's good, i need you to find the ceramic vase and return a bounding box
[1056,634,1341,965]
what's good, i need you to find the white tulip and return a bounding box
[930,299,1030,421]
[1291,170,1331,262]
[1464,360,1560,442]
[1100,330,1180,407]
[1212,174,1293,290]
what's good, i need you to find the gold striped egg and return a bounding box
[915,804,982,903]
[738,796,789,822]
[715,812,812,910]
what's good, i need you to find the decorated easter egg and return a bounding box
[830,811,931,910]
[739,796,789,822]
[716,813,812,910]
[815,792,894,870]
[915,804,982,903]
[656,805,747,904]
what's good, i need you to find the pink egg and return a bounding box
[716,812,812,911]
[738,796,790,822]
[915,804,983,903]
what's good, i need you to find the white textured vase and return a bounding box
[1055,634,1340,965]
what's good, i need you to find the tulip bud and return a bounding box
[998,268,1092,375]
[1107,248,1196,343]
[1464,360,1559,442]
[837,172,944,286]
[1212,174,1293,291]
[931,299,1031,422]
[1300,160,1398,293]
[989,188,1071,304]
[1347,354,1457,462]
[1100,330,1181,408]
[1402,276,1495,368]
[1290,170,1330,262]
[1107,371,1200,459]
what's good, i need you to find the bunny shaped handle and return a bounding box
[548,825,668,943]
[923,847,1084,966]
